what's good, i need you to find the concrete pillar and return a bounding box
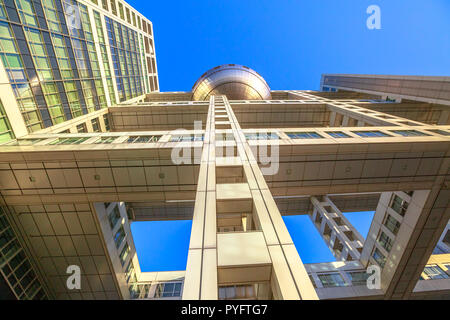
[184,95,318,300]
[183,96,218,299]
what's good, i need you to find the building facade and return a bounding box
[0,4,449,300]
[0,0,158,143]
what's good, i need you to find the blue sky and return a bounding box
[132,211,375,271]
[127,0,450,92]
[128,0,448,271]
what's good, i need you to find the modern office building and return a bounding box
[0,3,449,300]
[0,0,158,143]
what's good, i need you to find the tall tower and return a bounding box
[0,50,449,300]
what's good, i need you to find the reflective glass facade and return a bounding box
[0,0,156,133]
[104,15,144,102]
[0,206,47,300]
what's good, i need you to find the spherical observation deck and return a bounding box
[191,64,271,101]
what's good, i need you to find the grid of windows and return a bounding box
[155,282,182,298]
[23,24,68,123]
[0,21,43,132]
[354,131,391,138]
[0,0,152,133]
[287,132,323,139]
[139,33,149,92]
[0,0,153,134]
[105,15,144,102]
[42,0,62,33]
[93,10,116,105]
[15,0,39,27]
[0,207,47,300]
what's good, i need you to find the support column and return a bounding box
[182,96,217,299]
[224,96,317,300]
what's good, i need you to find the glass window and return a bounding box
[354,131,391,138]
[170,135,203,142]
[128,283,141,299]
[91,118,100,132]
[114,225,125,248]
[110,0,117,15]
[218,284,258,300]
[108,206,121,229]
[126,136,160,143]
[391,130,429,137]
[317,273,347,287]
[119,244,129,266]
[48,137,89,145]
[384,214,401,235]
[101,0,108,10]
[155,282,182,298]
[326,131,351,138]
[372,248,386,268]
[287,132,323,139]
[377,231,393,252]
[103,114,110,131]
[42,0,62,32]
[15,0,38,27]
[390,195,408,216]
[348,271,370,286]
[94,136,116,144]
[244,132,279,140]
[125,260,135,283]
[423,265,449,280]
[118,2,124,20]
[76,123,87,133]
[427,129,450,136]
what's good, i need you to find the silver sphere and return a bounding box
[192,64,271,101]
